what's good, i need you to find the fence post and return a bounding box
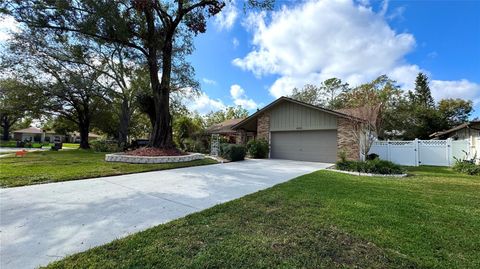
[386,139,391,162]
[414,138,420,166]
[446,138,452,166]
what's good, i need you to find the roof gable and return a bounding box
[233,96,361,130]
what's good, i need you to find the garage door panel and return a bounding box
[271,130,337,163]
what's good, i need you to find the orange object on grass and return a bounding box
[15,150,27,157]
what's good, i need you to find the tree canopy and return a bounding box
[1,0,273,149]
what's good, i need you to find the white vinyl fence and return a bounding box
[369,139,470,166]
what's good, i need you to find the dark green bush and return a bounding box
[453,160,480,175]
[220,143,246,162]
[182,138,207,153]
[246,139,269,158]
[336,158,405,175]
[90,139,121,152]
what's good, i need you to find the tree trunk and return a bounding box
[1,115,11,141]
[145,11,174,148]
[77,107,90,149]
[118,98,130,148]
[78,122,90,149]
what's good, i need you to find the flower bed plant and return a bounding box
[336,157,405,175]
[453,159,480,176]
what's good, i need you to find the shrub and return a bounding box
[453,160,480,176]
[90,139,121,152]
[336,158,404,175]
[182,138,207,153]
[246,139,269,158]
[220,143,246,162]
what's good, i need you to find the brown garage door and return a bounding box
[270,130,337,162]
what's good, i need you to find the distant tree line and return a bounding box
[289,73,473,140]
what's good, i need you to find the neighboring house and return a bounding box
[430,120,480,159]
[232,97,362,163]
[205,118,251,143]
[13,127,65,142]
[67,132,102,143]
[13,127,102,143]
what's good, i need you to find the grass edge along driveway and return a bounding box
[0,149,217,187]
[44,166,480,269]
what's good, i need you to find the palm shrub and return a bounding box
[246,139,269,158]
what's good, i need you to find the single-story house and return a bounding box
[430,120,480,158]
[205,118,253,143]
[232,97,363,163]
[13,127,65,142]
[67,132,102,143]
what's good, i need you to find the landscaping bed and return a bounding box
[336,155,405,175]
[0,149,217,187]
[44,166,480,269]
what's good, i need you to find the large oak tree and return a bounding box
[1,0,273,148]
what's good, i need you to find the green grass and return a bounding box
[44,166,480,269]
[0,150,217,187]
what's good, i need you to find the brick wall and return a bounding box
[337,118,360,160]
[257,112,270,142]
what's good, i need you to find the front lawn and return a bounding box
[0,150,217,187]
[45,166,480,269]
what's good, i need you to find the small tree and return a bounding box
[344,105,381,160]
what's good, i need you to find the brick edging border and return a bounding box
[105,153,204,164]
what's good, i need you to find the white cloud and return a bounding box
[202,78,217,85]
[230,84,244,99]
[0,16,19,41]
[233,0,418,97]
[184,91,226,115]
[214,0,238,30]
[389,64,423,90]
[229,84,261,110]
[430,80,480,105]
[232,37,239,49]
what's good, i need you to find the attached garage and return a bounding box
[270,130,337,162]
[232,97,362,162]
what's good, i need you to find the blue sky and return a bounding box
[187,0,480,118]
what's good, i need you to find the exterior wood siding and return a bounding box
[269,101,337,131]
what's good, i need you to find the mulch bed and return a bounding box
[125,147,187,157]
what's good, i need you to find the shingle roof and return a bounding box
[13,127,43,134]
[430,120,480,138]
[205,118,244,134]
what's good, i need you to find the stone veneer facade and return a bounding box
[337,118,360,160]
[257,112,270,142]
[235,129,246,144]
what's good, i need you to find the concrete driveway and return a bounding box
[0,159,331,269]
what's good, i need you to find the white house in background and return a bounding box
[13,127,65,142]
[12,127,101,143]
[430,120,480,160]
[68,131,102,143]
